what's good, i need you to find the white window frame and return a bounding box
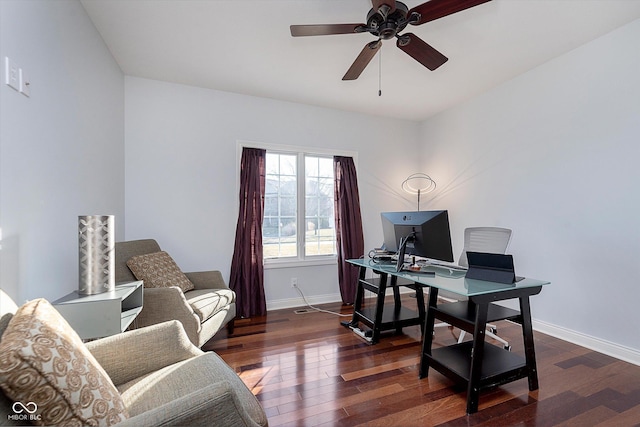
[237,141,358,269]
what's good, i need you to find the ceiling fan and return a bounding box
[290,0,492,80]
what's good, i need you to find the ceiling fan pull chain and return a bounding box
[378,46,382,96]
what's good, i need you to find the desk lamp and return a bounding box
[401,173,436,211]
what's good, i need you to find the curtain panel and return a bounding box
[333,156,365,305]
[230,147,267,318]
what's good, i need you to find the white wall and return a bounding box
[124,76,421,308]
[419,20,640,357]
[0,0,125,304]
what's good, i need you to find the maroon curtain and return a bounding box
[334,156,365,305]
[230,148,267,318]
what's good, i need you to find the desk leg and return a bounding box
[371,272,388,344]
[415,285,426,336]
[419,288,438,379]
[391,276,403,334]
[466,302,489,414]
[344,266,366,329]
[520,296,539,391]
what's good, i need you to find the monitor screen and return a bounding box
[381,210,454,262]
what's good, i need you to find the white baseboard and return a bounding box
[266,296,640,367]
[266,287,416,312]
[266,292,343,311]
[533,319,640,366]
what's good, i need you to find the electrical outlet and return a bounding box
[291,277,298,288]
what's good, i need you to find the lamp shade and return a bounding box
[78,215,115,295]
[402,173,436,211]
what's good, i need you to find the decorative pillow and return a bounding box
[0,298,128,426]
[126,251,195,292]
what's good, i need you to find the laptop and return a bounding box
[465,252,524,284]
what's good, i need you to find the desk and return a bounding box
[346,258,550,414]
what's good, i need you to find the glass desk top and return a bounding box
[347,258,550,298]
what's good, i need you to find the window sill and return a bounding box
[264,256,337,269]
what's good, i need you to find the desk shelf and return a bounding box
[357,306,422,330]
[434,301,521,334]
[425,341,529,389]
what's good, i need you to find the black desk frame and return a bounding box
[343,265,426,344]
[420,285,542,414]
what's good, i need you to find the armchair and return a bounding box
[0,288,267,427]
[85,321,267,427]
[115,239,235,347]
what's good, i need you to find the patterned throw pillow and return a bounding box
[126,251,195,292]
[0,298,128,426]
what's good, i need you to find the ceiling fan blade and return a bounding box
[409,0,491,25]
[342,40,382,81]
[396,33,447,71]
[372,0,396,13]
[290,23,365,37]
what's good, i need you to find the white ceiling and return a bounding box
[80,0,640,122]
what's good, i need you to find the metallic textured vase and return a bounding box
[78,215,115,295]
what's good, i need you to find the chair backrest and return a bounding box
[458,227,512,267]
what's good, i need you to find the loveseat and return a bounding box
[115,239,235,347]
[0,289,268,427]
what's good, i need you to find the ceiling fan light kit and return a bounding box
[290,0,492,80]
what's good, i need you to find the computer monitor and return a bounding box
[381,210,454,263]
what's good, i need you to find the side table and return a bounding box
[53,281,143,340]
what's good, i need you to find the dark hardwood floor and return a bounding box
[203,295,640,426]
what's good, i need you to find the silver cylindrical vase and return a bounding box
[78,215,115,295]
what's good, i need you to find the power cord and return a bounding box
[293,284,352,317]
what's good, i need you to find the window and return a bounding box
[263,151,336,261]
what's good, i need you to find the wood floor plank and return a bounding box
[204,296,640,426]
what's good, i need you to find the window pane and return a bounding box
[280,196,296,216]
[265,153,280,175]
[279,175,296,196]
[305,156,318,177]
[304,155,336,257]
[318,157,333,177]
[263,153,297,259]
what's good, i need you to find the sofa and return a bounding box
[0,289,268,427]
[115,239,235,347]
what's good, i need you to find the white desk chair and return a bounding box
[435,227,513,349]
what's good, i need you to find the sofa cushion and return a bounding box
[126,251,194,292]
[0,299,128,426]
[185,289,236,323]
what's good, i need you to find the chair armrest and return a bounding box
[85,320,202,386]
[135,286,200,335]
[184,270,228,290]
[115,381,264,427]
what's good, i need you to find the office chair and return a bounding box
[435,227,513,349]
